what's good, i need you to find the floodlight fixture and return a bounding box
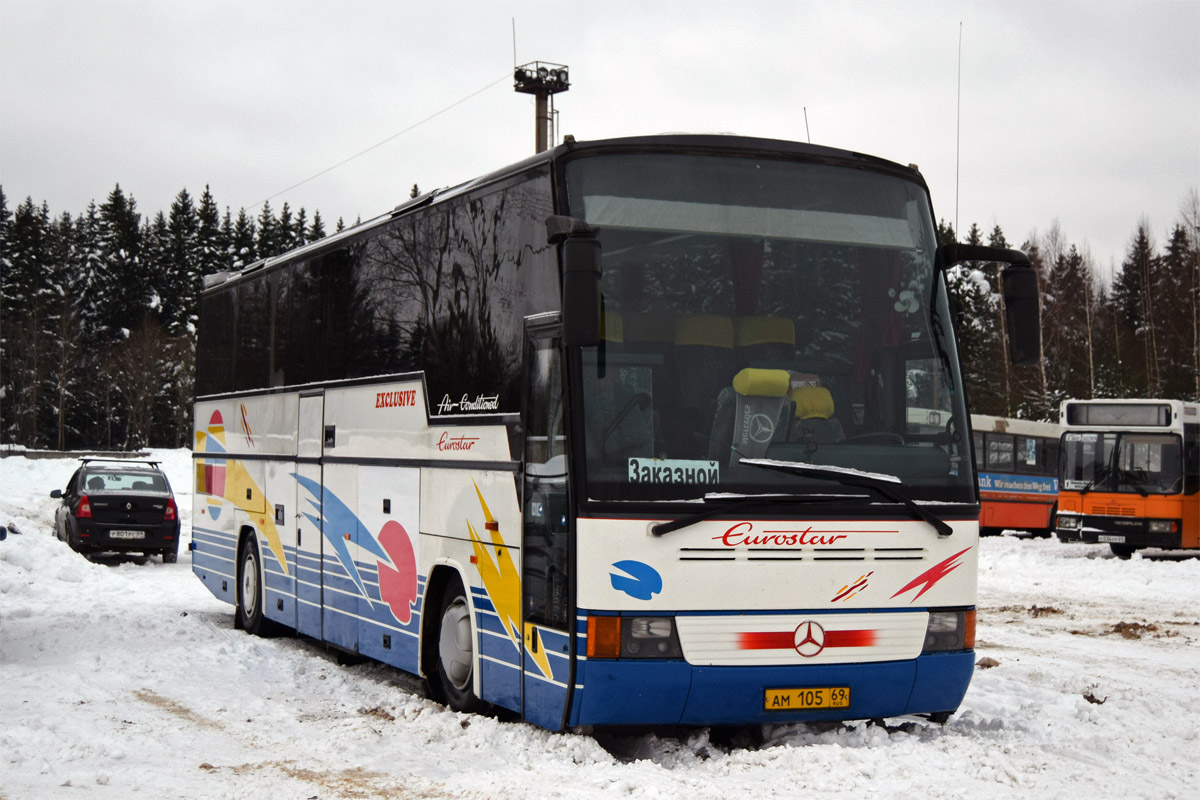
[513,60,570,153]
[513,60,570,96]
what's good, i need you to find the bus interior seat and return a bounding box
[790,385,845,443]
[709,368,793,465]
[736,316,796,368]
[624,312,675,351]
[673,314,735,455]
[589,310,654,460]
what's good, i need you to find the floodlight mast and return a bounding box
[513,61,569,153]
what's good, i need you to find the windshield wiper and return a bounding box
[1116,468,1150,497]
[650,492,851,537]
[738,458,954,538]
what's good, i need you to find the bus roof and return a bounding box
[970,414,1061,439]
[202,133,927,294]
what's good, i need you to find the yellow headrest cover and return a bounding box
[791,385,835,419]
[737,316,796,347]
[675,314,734,348]
[733,368,791,397]
[601,311,623,342]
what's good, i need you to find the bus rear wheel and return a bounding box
[431,578,487,714]
[237,535,271,635]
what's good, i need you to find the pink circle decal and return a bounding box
[377,521,418,625]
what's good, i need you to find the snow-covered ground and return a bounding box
[2,450,1197,799]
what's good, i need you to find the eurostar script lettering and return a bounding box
[715,521,850,548]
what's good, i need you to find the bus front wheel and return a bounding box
[1109,543,1137,559]
[431,579,487,714]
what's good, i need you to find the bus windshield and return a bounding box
[1061,431,1183,495]
[564,151,972,505]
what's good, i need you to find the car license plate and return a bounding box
[1098,534,1125,544]
[109,530,145,540]
[764,687,850,711]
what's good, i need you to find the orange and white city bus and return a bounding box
[970,414,1061,537]
[1055,399,1200,557]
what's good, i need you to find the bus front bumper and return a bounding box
[1066,515,1183,549]
[569,651,974,727]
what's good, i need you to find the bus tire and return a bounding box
[431,578,487,714]
[1109,543,1136,559]
[237,535,271,636]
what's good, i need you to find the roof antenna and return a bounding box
[512,18,517,69]
[955,21,962,238]
[803,107,811,143]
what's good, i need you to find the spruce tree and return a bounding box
[256,201,279,258]
[231,208,257,268]
[3,198,54,445]
[308,210,327,241]
[164,189,199,336]
[1113,223,1160,394]
[196,186,227,290]
[97,184,147,339]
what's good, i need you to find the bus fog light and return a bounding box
[923,609,974,652]
[621,617,683,659]
[1148,520,1174,534]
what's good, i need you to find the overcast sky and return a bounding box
[2,0,1197,280]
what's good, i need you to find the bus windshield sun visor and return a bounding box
[738,458,954,538]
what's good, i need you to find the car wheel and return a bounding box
[237,536,270,635]
[163,547,178,564]
[430,578,487,714]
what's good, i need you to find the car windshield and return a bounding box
[1061,432,1183,494]
[83,471,168,493]
[564,151,972,505]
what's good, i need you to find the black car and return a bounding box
[51,459,181,562]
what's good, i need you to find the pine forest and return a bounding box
[1,184,1198,451]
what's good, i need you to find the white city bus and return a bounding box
[1055,399,1200,557]
[191,134,1039,729]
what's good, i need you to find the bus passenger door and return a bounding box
[295,392,324,640]
[521,322,573,729]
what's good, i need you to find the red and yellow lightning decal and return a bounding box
[890,547,972,602]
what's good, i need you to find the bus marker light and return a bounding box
[587,616,621,658]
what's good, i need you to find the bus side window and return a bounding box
[1186,423,1200,493]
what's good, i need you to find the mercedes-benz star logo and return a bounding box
[793,621,826,657]
[748,414,776,443]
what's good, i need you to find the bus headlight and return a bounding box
[623,616,683,658]
[1148,520,1176,534]
[1057,515,1080,529]
[922,609,975,653]
[586,615,683,659]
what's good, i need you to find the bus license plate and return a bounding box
[110,530,145,540]
[1098,534,1125,544]
[764,687,850,711]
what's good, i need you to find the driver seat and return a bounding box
[790,385,845,443]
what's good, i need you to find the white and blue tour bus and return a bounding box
[191,134,1039,729]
